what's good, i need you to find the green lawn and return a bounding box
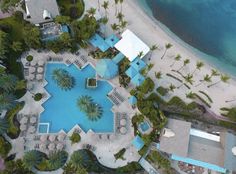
[57,0,84,19]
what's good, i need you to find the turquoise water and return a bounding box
[39,63,114,133]
[38,124,48,133]
[138,0,236,76]
[139,121,150,132]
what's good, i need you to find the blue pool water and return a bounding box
[138,0,236,76]
[39,63,114,133]
[139,121,150,132]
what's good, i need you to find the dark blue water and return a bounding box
[138,0,236,76]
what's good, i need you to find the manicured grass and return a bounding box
[57,0,84,19]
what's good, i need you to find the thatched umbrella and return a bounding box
[29,67,36,73]
[28,126,36,133]
[49,134,56,142]
[48,143,55,151]
[120,119,126,126]
[36,74,43,80]
[56,143,64,150]
[20,117,28,124]
[39,143,46,151]
[40,134,48,142]
[30,117,37,124]
[120,127,127,134]
[30,61,37,66]
[38,60,44,66]
[57,132,66,141]
[37,67,44,73]
[29,74,35,80]
[20,124,27,131]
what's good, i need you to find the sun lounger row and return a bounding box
[113,90,125,102]
[47,57,63,62]
[82,144,96,151]
[108,94,120,106]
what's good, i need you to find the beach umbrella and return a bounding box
[38,60,44,66]
[120,127,127,134]
[37,67,44,73]
[29,74,35,80]
[49,134,56,142]
[56,143,64,150]
[57,132,66,141]
[20,124,27,131]
[39,143,46,151]
[29,67,36,73]
[30,61,37,66]
[30,117,37,124]
[120,119,127,126]
[40,134,48,142]
[28,126,36,133]
[48,143,55,151]
[36,74,43,80]
[20,117,28,124]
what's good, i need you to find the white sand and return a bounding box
[89,0,236,117]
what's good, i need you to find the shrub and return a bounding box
[34,93,42,101]
[137,77,155,94]
[0,136,12,157]
[26,55,33,62]
[115,162,143,173]
[13,11,24,21]
[70,7,79,19]
[156,86,169,96]
[70,132,81,144]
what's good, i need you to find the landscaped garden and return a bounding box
[57,0,84,19]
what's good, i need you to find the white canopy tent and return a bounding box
[114,29,150,61]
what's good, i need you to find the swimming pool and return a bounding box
[39,63,114,133]
[139,121,151,133]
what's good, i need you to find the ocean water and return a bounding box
[39,63,114,133]
[137,0,236,76]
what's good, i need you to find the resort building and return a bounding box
[158,119,236,173]
[24,0,60,25]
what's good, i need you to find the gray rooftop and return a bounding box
[159,119,191,157]
[25,0,60,24]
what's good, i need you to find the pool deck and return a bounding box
[8,49,142,171]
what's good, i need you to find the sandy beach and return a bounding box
[89,0,236,117]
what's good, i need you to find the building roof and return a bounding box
[130,58,147,71]
[114,29,150,61]
[125,66,138,78]
[223,132,236,171]
[131,73,145,86]
[132,135,144,151]
[25,0,60,24]
[128,96,137,105]
[95,59,118,79]
[89,34,110,52]
[105,34,120,48]
[159,119,191,157]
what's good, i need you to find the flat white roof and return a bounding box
[190,128,220,142]
[114,29,150,61]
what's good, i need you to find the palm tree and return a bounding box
[0,74,17,92]
[178,59,190,72]
[111,23,120,33]
[87,103,103,121]
[138,51,144,58]
[119,20,128,32]
[100,17,109,34]
[195,74,211,87]
[48,151,68,170]
[186,91,195,99]
[77,95,92,112]
[149,44,158,60]
[184,73,194,85]
[52,68,75,91]
[116,12,124,22]
[119,0,124,13]
[168,84,176,92]
[114,0,119,15]
[0,93,16,111]
[170,54,181,67]
[23,150,43,169]
[192,61,204,75]
[87,7,96,17]
[155,71,162,79]
[102,1,109,17]
[0,117,9,135]
[161,43,172,59]
[210,69,220,78]
[70,150,84,168]
[208,74,230,88]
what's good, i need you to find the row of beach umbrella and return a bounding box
[119,118,127,134]
[30,60,45,67]
[39,142,64,151]
[40,133,66,142]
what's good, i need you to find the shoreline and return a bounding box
[91,0,236,116]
